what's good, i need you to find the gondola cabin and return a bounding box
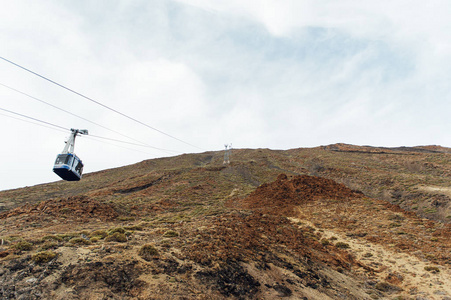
[53,128,88,181]
[53,153,84,181]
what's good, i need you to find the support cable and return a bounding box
[0,111,159,156]
[0,82,167,149]
[81,136,158,155]
[87,134,179,154]
[0,107,69,131]
[0,107,179,154]
[0,56,204,150]
[0,111,68,134]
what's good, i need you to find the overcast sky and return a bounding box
[1,1,451,191]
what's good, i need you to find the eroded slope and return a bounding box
[1,146,451,299]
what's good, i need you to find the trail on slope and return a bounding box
[234,173,451,299]
[293,218,451,299]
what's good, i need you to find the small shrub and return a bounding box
[39,241,58,251]
[58,233,80,242]
[335,242,350,249]
[90,236,101,243]
[320,239,330,246]
[4,235,20,242]
[160,238,172,248]
[163,230,179,238]
[138,244,159,261]
[12,241,33,251]
[388,213,405,222]
[430,237,438,242]
[68,237,92,246]
[391,189,404,200]
[375,282,401,292]
[105,232,127,243]
[60,207,73,214]
[108,227,126,235]
[424,208,437,214]
[424,266,440,273]
[425,254,436,260]
[89,230,107,239]
[118,216,135,221]
[41,235,63,242]
[363,252,373,258]
[364,199,373,206]
[32,251,57,264]
[156,215,191,224]
[124,225,143,231]
[0,250,10,258]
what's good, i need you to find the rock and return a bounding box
[273,284,292,297]
[26,277,38,284]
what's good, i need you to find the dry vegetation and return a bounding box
[1,144,451,299]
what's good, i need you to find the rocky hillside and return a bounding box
[1,145,451,299]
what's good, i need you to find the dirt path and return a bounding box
[418,185,451,198]
[290,217,451,299]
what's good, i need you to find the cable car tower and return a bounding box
[223,143,232,165]
[53,128,88,181]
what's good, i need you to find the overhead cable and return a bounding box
[0,107,69,131]
[0,111,68,134]
[0,82,165,149]
[0,56,204,151]
[82,136,158,156]
[0,111,159,156]
[0,106,179,154]
[87,134,180,154]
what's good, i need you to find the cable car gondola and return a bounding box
[53,129,88,181]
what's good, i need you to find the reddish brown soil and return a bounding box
[231,173,451,266]
[235,174,362,215]
[2,146,451,299]
[299,195,451,265]
[180,212,353,270]
[175,211,361,299]
[0,195,118,221]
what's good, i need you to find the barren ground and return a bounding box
[1,145,451,299]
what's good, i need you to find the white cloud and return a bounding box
[114,59,207,122]
[1,0,451,190]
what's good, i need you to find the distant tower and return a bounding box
[223,143,232,165]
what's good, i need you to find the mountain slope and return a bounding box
[1,145,451,299]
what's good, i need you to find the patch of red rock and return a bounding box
[0,195,118,221]
[239,174,362,215]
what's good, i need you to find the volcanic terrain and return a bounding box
[1,145,451,299]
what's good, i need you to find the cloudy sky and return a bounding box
[1,0,450,190]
